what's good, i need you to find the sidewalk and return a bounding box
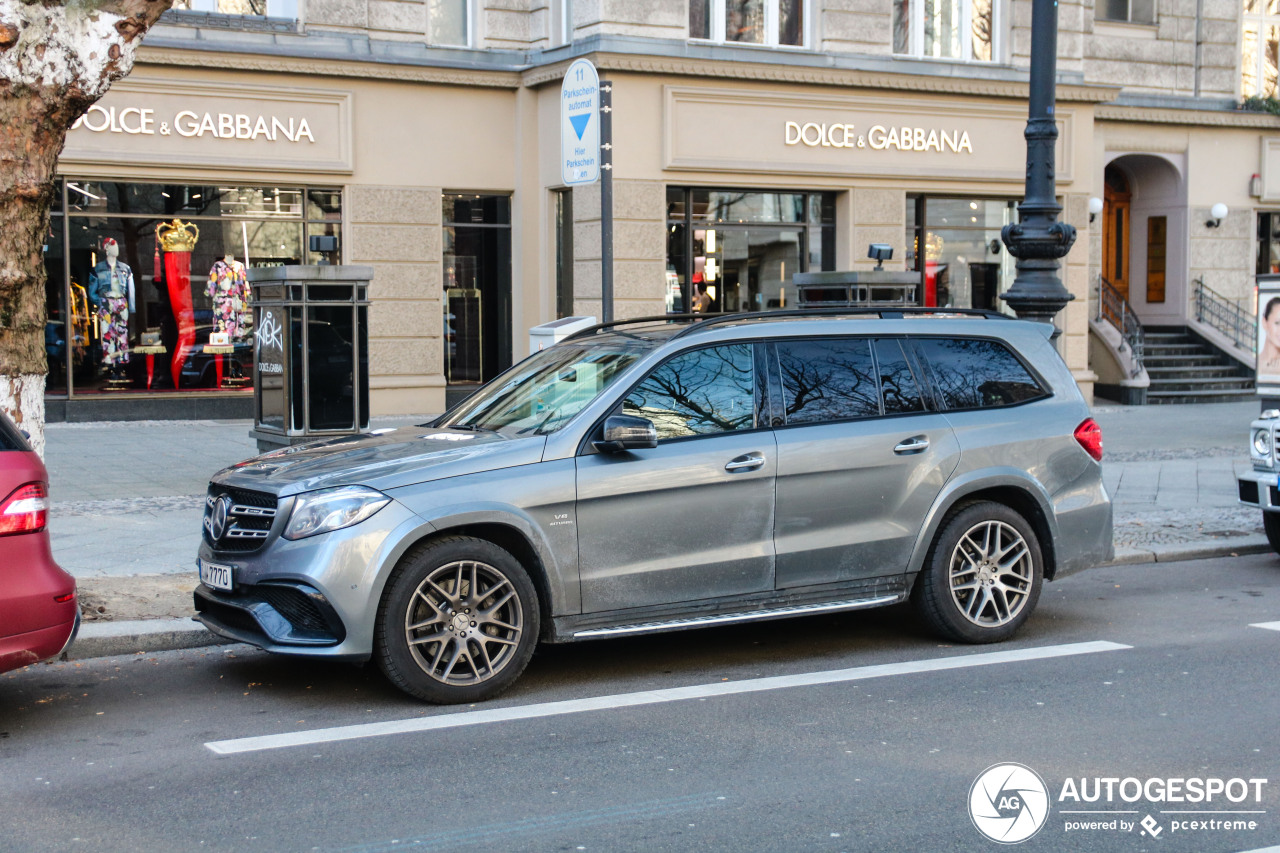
[43,401,1271,659]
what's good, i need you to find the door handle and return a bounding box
[725,452,766,471]
[894,436,930,454]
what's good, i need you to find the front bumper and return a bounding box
[1237,468,1280,510]
[194,497,423,661]
[195,581,347,648]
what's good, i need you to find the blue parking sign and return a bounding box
[562,59,600,185]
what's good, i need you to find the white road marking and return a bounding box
[205,640,1129,755]
[1249,621,1280,632]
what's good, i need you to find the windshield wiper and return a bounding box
[446,423,498,433]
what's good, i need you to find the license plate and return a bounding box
[199,559,234,591]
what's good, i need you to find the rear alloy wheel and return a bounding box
[1264,512,1280,555]
[913,501,1043,644]
[376,536,539,704]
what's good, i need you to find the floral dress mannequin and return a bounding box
[207,256,251,339]
[90,238,135,374]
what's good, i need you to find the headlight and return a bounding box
[283,485,391,540]
[1254,429,1273,458]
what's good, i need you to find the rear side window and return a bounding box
[622,344,755,440]
[874,338,925,415]
[913,337,1048,410]
[0,411,28,451]
[777,338,879,424]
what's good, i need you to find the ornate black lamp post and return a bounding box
[1000,0,1077,334]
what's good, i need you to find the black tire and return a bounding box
[1265,512,1280,555]
[375,535,540,704]
[912,501,1043,644]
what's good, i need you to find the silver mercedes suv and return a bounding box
[195,310,1113,703]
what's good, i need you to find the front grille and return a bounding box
[259,586,330,634]
[204,485,279,552]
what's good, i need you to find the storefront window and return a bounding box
[170,0,298,17]
[443,194,512,386]
[666,187,835,314]
[1096,0,1155,23]
[1258,212,1280,274]
[554,190,574,319]
[429,0,470,46]
[894,0,999,62]
[46,180,341,398]
[906,196,1017,310]
[1243,0,1280,98]
[689,0,806,47]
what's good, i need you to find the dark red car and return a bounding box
[0,411,77,674]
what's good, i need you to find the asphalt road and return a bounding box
[3,554,1280,853]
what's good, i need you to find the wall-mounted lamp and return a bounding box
[1206,202,1229,228]
[1088,196,1103,223]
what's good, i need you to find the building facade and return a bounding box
[42,0,1280,419]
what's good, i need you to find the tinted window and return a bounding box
[914,338,1047,409]
[623,344,755,440]
[777,338,880,424]
[874,338,925,415]
[0,411,29,451]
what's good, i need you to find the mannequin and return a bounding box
[207,253,251,339]
[90,238,135,376]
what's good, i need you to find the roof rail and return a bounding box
[561,306,1014,344]
[669,306,1013,339]
[561,313,708,342]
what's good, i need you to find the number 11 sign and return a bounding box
[561,58,600,185]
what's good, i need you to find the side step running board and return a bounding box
[572,594,905,639]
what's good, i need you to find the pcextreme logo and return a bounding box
[969,763,1051,844]
[969,764,1270,844]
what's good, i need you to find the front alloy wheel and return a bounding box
[913,501,1043,643]
[377,536,539,703]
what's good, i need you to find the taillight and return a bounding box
[0,482,49,536]
[1074,418,1103,462]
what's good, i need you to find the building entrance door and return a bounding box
[1103,167,1132,301]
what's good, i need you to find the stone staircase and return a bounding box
[1142,326,1256,404]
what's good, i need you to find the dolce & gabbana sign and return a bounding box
[665,86,1071,183]
[784,120,974,154]
[62,77,352,174]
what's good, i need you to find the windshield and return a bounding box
[440,343,643,435]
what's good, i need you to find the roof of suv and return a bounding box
[564,308,1027,347]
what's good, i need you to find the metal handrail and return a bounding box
[1193,278,1257,354]
[1095,276,1145,376]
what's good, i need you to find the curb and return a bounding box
[1104,535,1273,567]
[59,537,1278,662]
[65,618,232,661]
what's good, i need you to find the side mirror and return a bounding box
[593,414,658,453]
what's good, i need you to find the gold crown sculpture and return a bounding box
[157,219,200,253]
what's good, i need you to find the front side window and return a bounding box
[623,345,755,440]
[913,338,1047,410]
[1243,0,1280,98]
[1096,0,1156,23]
[690,0,805,47]
[893,0,999,62]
